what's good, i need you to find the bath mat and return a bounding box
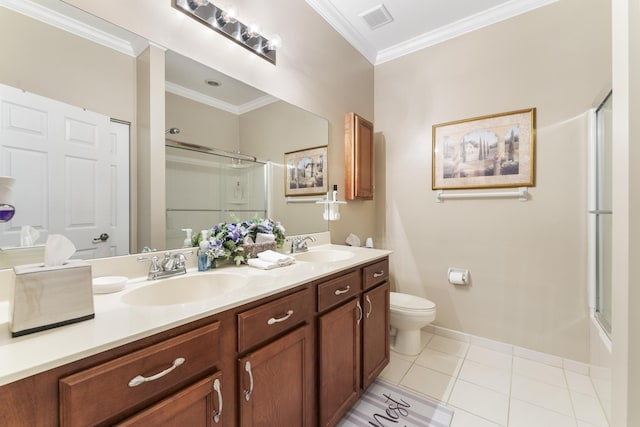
[337,379,454,427]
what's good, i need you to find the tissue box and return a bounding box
[10,261,94,337]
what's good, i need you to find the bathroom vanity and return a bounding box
[0,244,390,427]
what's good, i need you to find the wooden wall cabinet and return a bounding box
[344,113,374,200]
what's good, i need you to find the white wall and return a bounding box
[375,0,611,361]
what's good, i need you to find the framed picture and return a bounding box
[284,145,328,196]
[432,108,536,190]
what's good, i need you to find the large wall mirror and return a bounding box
[0,0,328,268]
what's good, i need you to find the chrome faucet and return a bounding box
[290,235,316,253]
[138,250,192,280]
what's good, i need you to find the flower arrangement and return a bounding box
[193,217,286,266]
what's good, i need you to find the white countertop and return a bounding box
[0,244,391,386]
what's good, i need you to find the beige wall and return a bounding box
[63,0,377,247]
[0,7,135,122]
[375,0,611,361]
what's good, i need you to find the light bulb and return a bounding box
[265,34,282,51]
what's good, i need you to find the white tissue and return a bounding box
[20,225,40,247]
[345,233,361,247]
[44,234,76,267]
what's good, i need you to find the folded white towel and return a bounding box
[257,250,294,266]
[247,258,279,270]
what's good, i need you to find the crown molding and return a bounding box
[306,0,558,66]
[375,0,559,65]
[305,0,378,64]
[0,0,145,56]
[165,82,278,115]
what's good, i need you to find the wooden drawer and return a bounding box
[237,288,311,353]
[363,258,389,290]
[59,322,220,427]
[317,270,361,312]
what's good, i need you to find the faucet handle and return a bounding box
[173,253,187,269]
[150,256,161,273]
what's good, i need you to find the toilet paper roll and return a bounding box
[448,270,467,285]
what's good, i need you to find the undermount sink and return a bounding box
[293,249,354,263]
[121,272,248,306]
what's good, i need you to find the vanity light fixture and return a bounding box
[173,0,280,64]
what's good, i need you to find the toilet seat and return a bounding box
[390,292,436,312]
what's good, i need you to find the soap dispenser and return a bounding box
[181,228,193,248]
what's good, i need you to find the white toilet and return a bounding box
[389,292,437,356]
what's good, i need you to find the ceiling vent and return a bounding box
[359,4,393,30]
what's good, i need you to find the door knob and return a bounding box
[92,233,110,243]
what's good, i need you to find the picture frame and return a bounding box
[284,145,328,196]
[432,108,536,190]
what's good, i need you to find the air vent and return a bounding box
[359,4,393,30]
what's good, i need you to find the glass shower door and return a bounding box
[592,92,613,335]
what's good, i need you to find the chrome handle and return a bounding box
[373,270,385,278]
[356,300,363,325]
[267,310,294,325]
[589,210,612,214]
[128,357,185,387]
[366,295,372,318]
[244,361,254,401]
[213,378,222,423]
[335,285,351,295]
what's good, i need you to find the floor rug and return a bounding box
[337,379,454,427]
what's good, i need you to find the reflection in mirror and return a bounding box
[164,51,329,243]
[0,0,329,269]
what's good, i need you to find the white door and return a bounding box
[0,83,129,259]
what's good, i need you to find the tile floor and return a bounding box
[379,332,610,427]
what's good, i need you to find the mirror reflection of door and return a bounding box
[0,83,130,259]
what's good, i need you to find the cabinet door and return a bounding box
[345,112,374,200]
[362,282,390,389]
[318,298,361,426]
[116,372,223,427]
[239,325,311,427]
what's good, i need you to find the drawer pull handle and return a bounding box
[267,310,294,325]
[366,295,372,318]
[244,361,254,401]
[128,357,185,387]
[213,378,223,423]
[335,285,351,295]
[373,270,385,278]
[356,300,363,325]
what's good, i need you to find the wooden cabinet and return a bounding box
[362,258,390,389]
[59,322,221,427]
[116,372,224,426]
[362,282,390,389]
[316,258,390,425]
[317,298,361,427]
[236,287,313,427]
[344,112,374,200]
[238,326,312,427]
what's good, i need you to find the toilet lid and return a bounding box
[390,292,436,311]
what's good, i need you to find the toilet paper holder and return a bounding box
[447,268,469,285]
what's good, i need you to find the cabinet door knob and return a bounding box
[128,357,185,387]
[267,310,294,325]
[244,361,254,401]
[334,285,351,295]
[366,295,372,318]
[213,377,223,423]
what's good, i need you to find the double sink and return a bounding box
[120,246,355,307]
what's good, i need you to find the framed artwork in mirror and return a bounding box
[432,108,536,190]
[285,146,328,196]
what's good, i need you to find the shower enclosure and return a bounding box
[165,144,268,250]
[590,91,613,336]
